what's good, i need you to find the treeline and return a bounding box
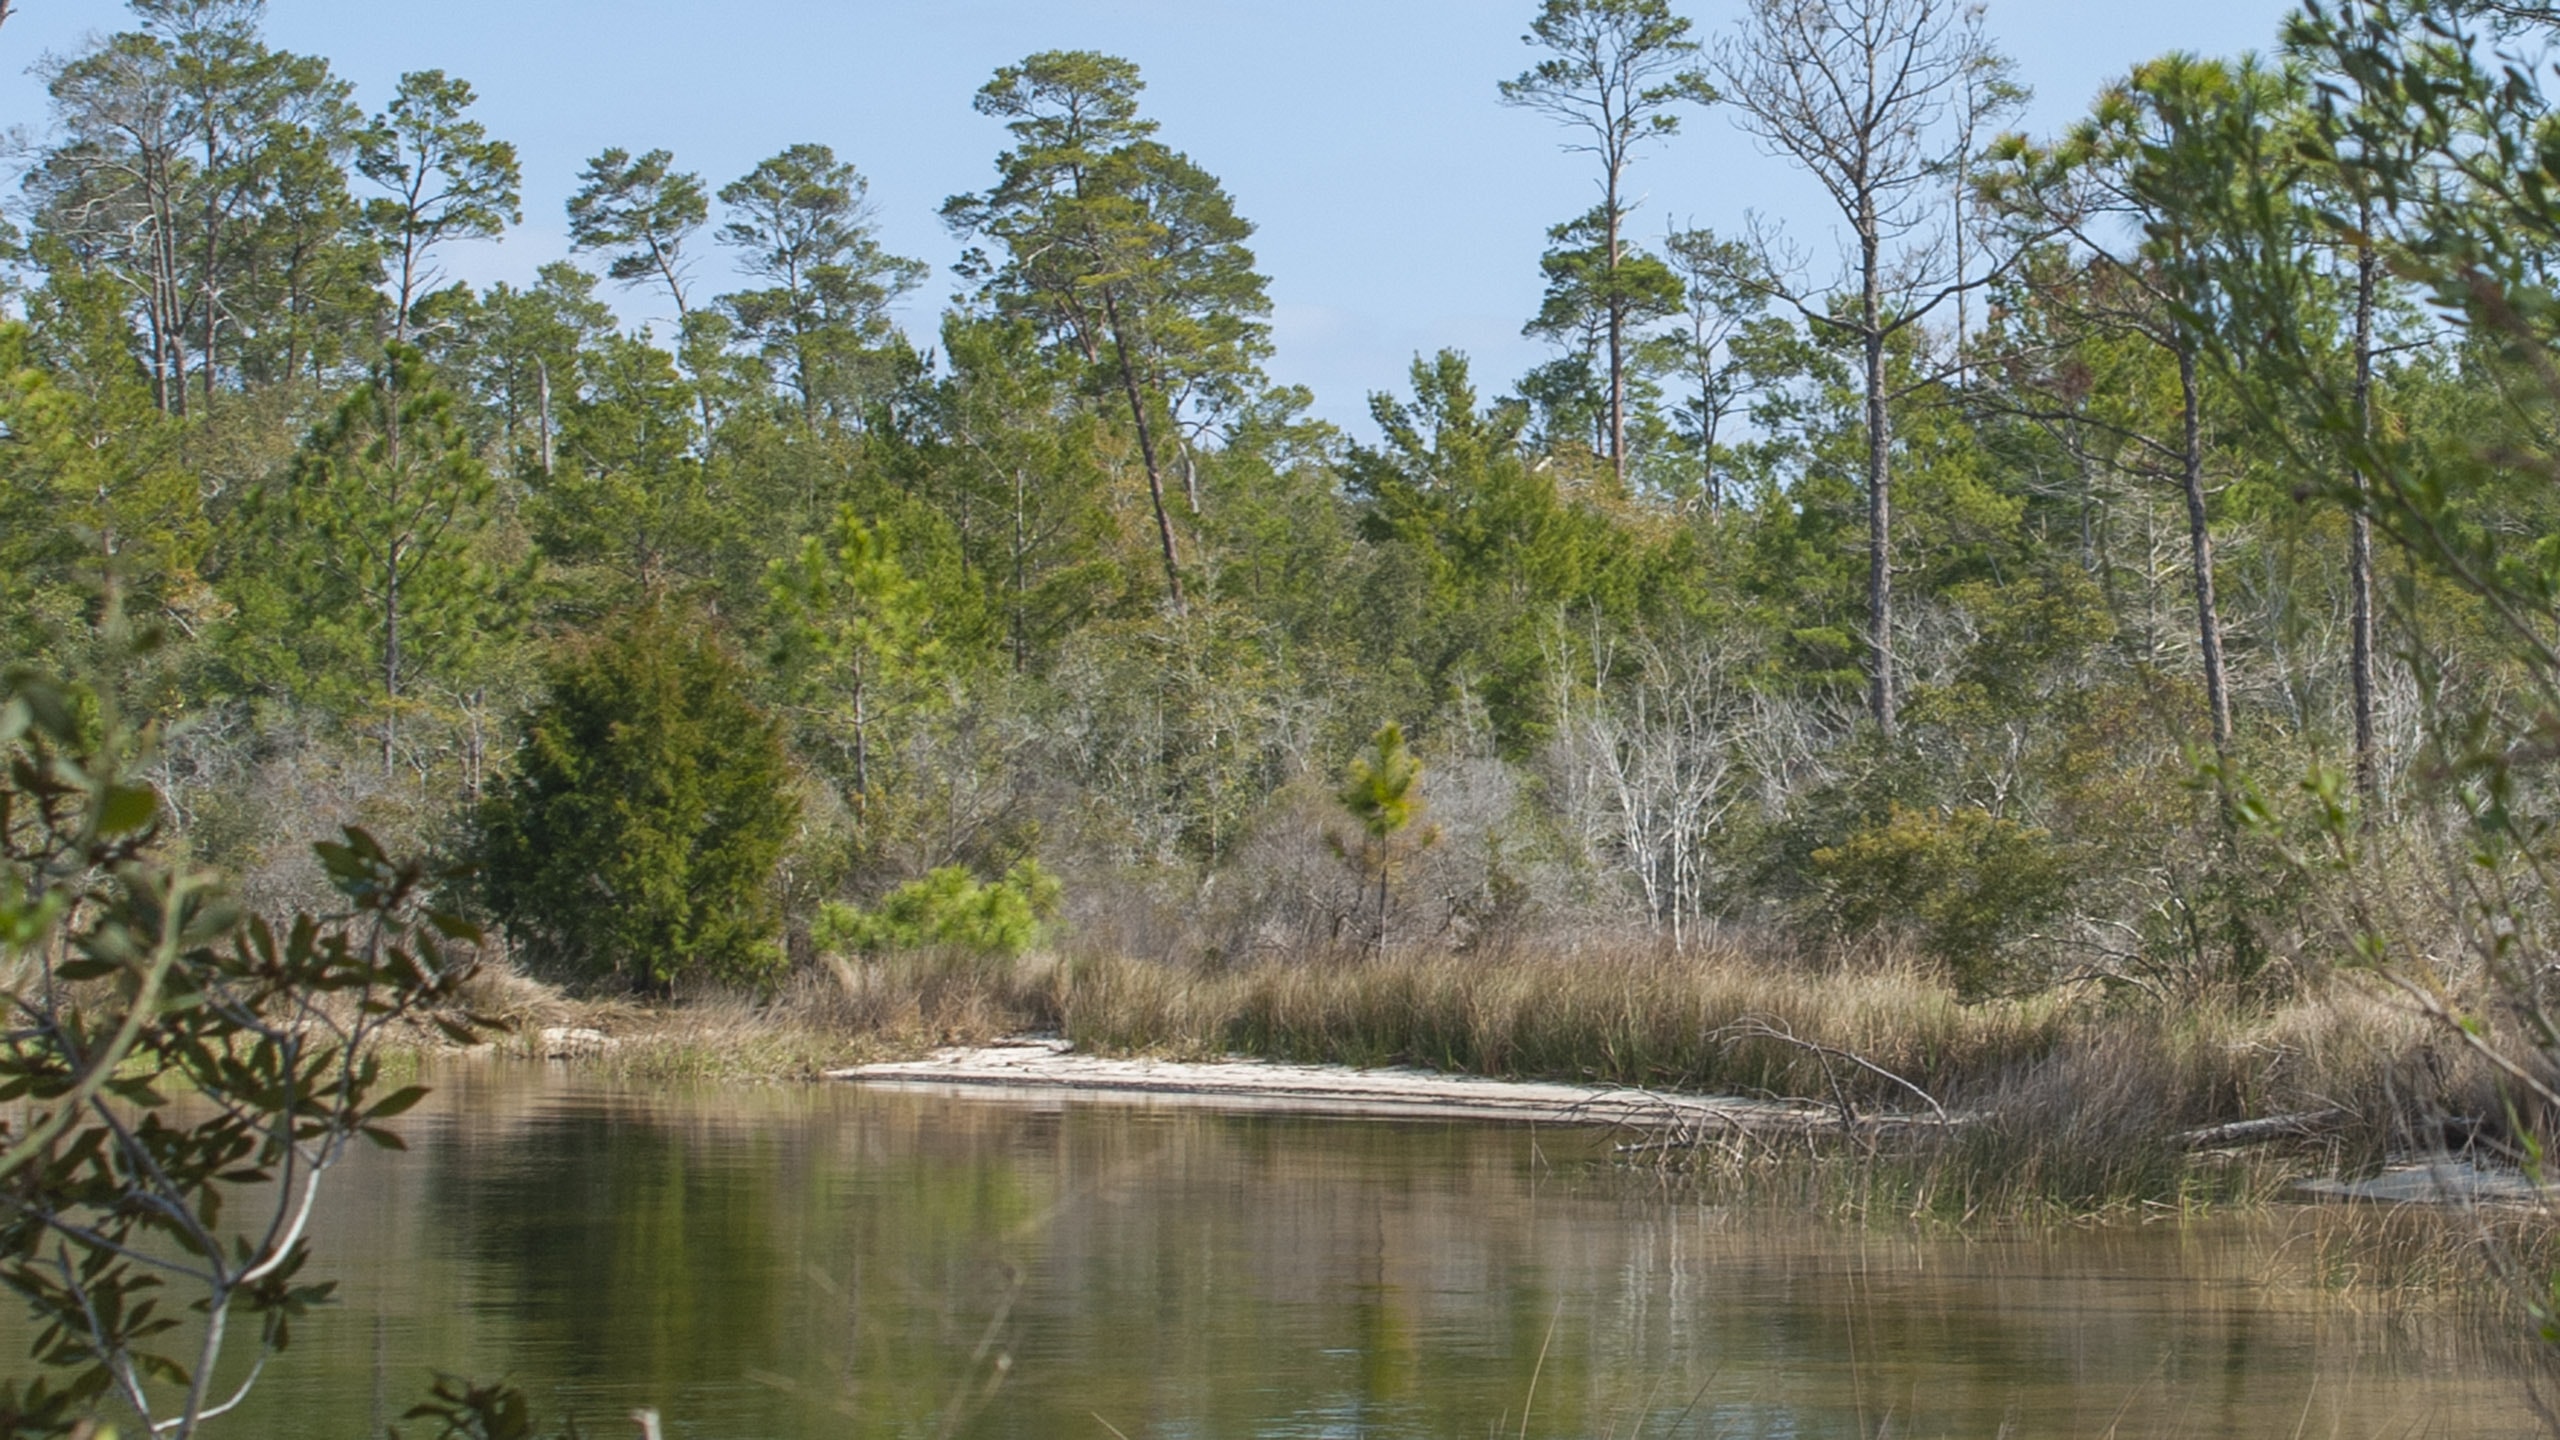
[0,0,2541,995]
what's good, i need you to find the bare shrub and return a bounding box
[1204,747,1580,963]
[1544,626,1759,943]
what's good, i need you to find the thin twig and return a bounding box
[1715,1016,1950,1122]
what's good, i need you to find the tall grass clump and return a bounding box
[1048,931,2527,1214]
[1066,935,2068,1104]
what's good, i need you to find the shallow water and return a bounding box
[70,1065,2559,1437]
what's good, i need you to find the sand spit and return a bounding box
[834,1037,1839,1131]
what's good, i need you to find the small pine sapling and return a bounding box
[1334,723,1439,951]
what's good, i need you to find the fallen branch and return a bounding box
[1613,1108,1962,1145]
[2174,1108,2350,1150]
[1713,1016,1951,1124]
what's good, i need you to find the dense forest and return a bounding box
[3,0,2557,1014]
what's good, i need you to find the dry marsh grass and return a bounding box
[420,931,2537,1215]
[1059,938,2074,1096]
[1048,935,2539,1215]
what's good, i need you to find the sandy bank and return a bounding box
[834,1037,1836,1129]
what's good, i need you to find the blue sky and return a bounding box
[0,1,2303,434]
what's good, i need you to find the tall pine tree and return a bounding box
[943,51,1273,611]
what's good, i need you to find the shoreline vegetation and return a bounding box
[438,933,2525,1215]
[412,934,2560,1342]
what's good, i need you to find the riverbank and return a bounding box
[402,941,2560,1330]
[427,937,2533,1214]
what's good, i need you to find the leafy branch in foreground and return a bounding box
[390,1373,595,1440]
[2158,0,2560,1347]
[0,660,493,1439]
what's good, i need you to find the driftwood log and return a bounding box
[2174,1108,2350,1150]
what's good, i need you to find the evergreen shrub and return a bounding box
[476,604,797,989]
[814,861,1061,958]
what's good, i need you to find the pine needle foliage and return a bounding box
[475,605,795,991]
[1336,723,1437,948]
[814,861,1062,959]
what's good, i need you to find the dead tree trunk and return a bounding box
[2178,343,2234,755]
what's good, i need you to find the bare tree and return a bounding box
[1712,0,2021,739]
[1948,39,2024,383]
[1501,0,1714,490]
[1549,628,1756,946]
[2348,206,2380,796]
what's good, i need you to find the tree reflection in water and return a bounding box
[101,1067,2548,1439]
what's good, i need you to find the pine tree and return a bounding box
[715,143,924,427]
[567,145,719,445]
[0,270,204,664]
[357,69,521,342]
[943,51,1273,611]
[28,0,370,410]
[441,260,618,474]
[1500,0,1714,489]
[765,508,946,804]
[227,340,516,771]
[1336,722,1435,950]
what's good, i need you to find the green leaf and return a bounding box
[368,1086,430,1121]
[97,784,158,837]
[428,910,484,943]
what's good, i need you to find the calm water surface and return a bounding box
[163,1065,2550,1438]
